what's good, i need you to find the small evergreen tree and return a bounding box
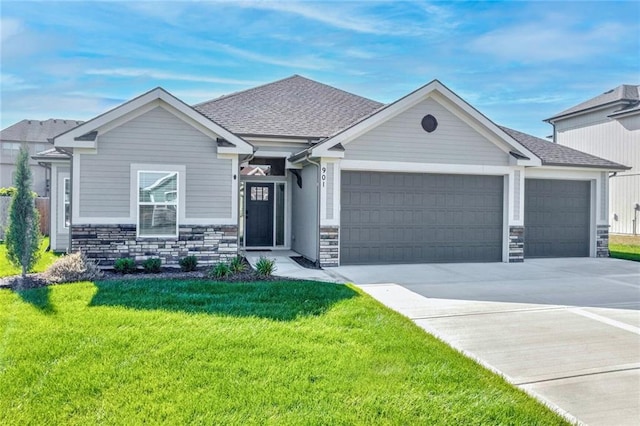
[5,145,41,278]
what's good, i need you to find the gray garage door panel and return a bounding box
[524,179,590,258]
[341,172,504,265]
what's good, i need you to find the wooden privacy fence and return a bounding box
[0,197,50,240]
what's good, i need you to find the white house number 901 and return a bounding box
[321,167,327,188]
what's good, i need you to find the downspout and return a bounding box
[305,154,322,267]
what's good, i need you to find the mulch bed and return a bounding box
[0,259,282,291]
[0,274,50,290]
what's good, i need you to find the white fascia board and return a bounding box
[311,80,542,166]
[55,88,167,147]
[428,91,542,166]
[311,81,440,157]
[340,159,514,175]
[54,87,253,155]
[155,91,253,154]
[547,100,629,123]
[524,167,601,179]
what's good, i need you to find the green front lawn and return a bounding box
[609,234,640,262]
[0,279,566,425]
[0,237,62,277]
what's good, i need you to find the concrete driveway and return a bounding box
[332,258,640,426]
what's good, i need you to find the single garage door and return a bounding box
[524,179,590,258]
[341,171,504,264]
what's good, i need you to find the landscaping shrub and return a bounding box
[43,252,103,283]
[179,255,198,272]
[114,258,136,274]
[255,256,276,277]
[0,186,37,198]
[142,258,162,273]
[0,187,17,197]
[210,262,231,279]
[229,256,246,273]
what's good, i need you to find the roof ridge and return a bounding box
[193,74,382,108]
[290,75,383,105]
[193,75,301,107]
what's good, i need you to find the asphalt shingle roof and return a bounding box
[194,75,384,138]
[547,84,640,121]
[0,119,83,142]
[32,147,71,161]
[500,126,629,170]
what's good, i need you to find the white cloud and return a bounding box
[84,68,263,85]
[0,73,37,91]
[0,18,22,43]
[469,21,628,63]
[207,41,335,70]
[234,1,440,36]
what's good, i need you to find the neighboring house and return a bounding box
[37,75,628,266]
[545,85,640,235]
[0,119,82,196]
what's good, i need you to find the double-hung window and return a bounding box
[138,171,178,237]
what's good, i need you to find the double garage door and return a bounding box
[341,171,504,264]
[341,172,592,265]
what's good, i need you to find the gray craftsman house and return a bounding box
[38,76,628,267]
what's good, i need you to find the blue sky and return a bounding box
[1,0,638,137]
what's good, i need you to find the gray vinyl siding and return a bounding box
[325,162,334,220]
[344,98,509,165]
[78,106,232,219]
[554,108,639,234]
[291,164,318,261]
[54,166,70,252]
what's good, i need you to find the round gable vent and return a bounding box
[421,114,438,133]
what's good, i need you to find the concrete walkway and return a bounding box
[332,258,640,426]
[243,250,342,282]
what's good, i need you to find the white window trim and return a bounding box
[131,164,185,238]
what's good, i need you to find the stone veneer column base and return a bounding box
[71,224,238,267]
[596,225,609,258]
[508,226,524,263]
[319,226,339,267]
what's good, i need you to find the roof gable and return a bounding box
[546,84,640,122]
[309,80,540,166]
[53,87,253,154]
[194,75,383,138]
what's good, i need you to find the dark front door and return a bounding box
[246,182,274,247]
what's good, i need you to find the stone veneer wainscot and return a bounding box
[508,226,524,263]
[319,226,340,267]
[596,225,609,258]
[71,224,238,267]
